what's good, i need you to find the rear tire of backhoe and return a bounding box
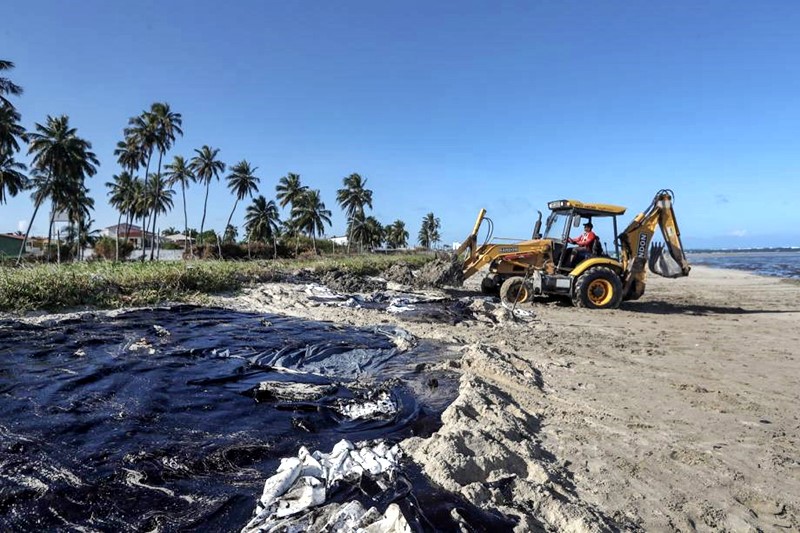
[500,276,530,305]
[572,267,623,309]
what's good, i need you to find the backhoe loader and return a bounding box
[455,189,691,309]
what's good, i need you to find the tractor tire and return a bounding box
[500,276,531,305]
[572,267,623,309]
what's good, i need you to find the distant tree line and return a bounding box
[0,59,444,263]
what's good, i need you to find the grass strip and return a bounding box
[0,254,434,312]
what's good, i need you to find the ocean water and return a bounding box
[687,250,800,279]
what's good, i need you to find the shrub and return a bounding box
[93,237,135,260]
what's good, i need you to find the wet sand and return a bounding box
[219,265,800,531]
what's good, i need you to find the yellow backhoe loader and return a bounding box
[455,189,691,309]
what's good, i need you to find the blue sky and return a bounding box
[3,0,800,248]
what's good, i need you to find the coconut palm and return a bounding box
[0,60,23,109]
[275,172,307,209]
[0,151,27,204]
[105,171,136,260]
[63,187,95,261]
[362,216,384,250]
[19,115,99,264]
[0,104,26,157]
[114,136,145,177]
[189,145,225,247]
[124,111,158,259]
[223,224,238,244]
[223,160,259,255]
[164,155,194,255]
[147,103,183,259]
[291,189,331,254]
[336,173,373,252]
[385,219,409,249]
[245,195,281,258]
[0,105,27,203]
[347,213,367,252]
[418,212,441,249]
[146,173,175,230]
[63,216,100,261]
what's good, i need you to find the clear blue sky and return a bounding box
[3,0,800,248]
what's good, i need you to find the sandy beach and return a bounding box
[214,265,800,531]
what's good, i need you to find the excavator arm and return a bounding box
[618,189,691,300]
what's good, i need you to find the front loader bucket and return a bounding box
[648,242,687,278]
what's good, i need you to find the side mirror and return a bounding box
[573,215,582,228]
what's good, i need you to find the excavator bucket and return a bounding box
[648,242,687,278]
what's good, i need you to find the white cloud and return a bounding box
[17,220,27,232]
[729,229,748,237]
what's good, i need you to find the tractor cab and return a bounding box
[543,199,627,273]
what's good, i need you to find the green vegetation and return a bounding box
[2,57,445,270]
[0,254,433,312]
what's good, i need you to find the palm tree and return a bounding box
[385,220,409,249]
[418,212,441,249]
[291,189,331,254]
[0,104,26,158]
[190,145,225,247]
[63,216,100,261]
[0,60,23,109]
[19,115,99,264]
[0,150,27,204]
[0,104,27,204]
[147,103,183,259]
[164,155,194,256]
[64,186,95,261]
[124,111,158,260]
[347,213,367,252]
[145,172,174,257]
[361,216,385,250]
[245,195,281,258]
[223,224,238,244]
[336,173,373,252]
[114,136,145,178]
[105,171,136,261]
[223,160,259,254]
[275,172,307,209]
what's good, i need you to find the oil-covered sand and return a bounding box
[222,265,800,531]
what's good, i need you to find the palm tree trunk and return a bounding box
[46,204,56,263]
[17,197,45,265]
[150,211,159,261]
[140,150,153,262]
[312,233,317,254]
[17,169,54,266]
[273,236,277,259]
[115,211,122,261]
[149,150,164,261]
[221,199,240,260]
[199,182,210,248]
[346,218,353,254]
[181,182,189,258]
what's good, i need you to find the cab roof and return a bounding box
[547,199,627,216]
